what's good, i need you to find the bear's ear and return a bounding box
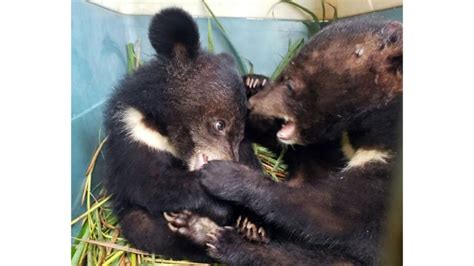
[380,21,403,76]
[379,21,402,47]
[148,8,200,59]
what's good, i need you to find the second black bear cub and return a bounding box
[169,17,402,265]
[103,8,259,262]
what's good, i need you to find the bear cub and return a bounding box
[168,17,403,265]
[103,8,261,262]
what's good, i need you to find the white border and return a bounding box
[3,0,474,265]
[88,0,402,20]
[0,0,70,265]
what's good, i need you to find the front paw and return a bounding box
[199,161,254,202]
[243,74,270,97]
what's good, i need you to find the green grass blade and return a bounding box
[103,250,124,266]
[252,143,288,181]
[71,225,87,261]
[134,39,141,69]
[130,253,137,266]
[325,1,338,20]
[271,145,288,173]
[207,18,215,53]
[302,21,320,37]
[73,238,150,256]
[247,59,254,75]
[71,226,90,266]
[126,43,136,74]
[321,0,326,21]
[71,196,112,225]
[201,0,248,74]
[278,0,319,21]
[276,0,321,36]
[87,245,93,266]
[126,41,142,73]
[270,38,305,80]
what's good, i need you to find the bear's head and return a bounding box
[248,18,402,146]
[117,8,247,170]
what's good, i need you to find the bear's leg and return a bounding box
[165,211,353,265]
[119,207,212,263]
[164,211,268,244]
[203,228,354,266]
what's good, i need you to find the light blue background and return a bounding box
[71,0,402,234]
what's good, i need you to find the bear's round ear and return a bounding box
[380,21,402,77]
[379,21,402,46]
[148,8,200,60]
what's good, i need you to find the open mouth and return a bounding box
[276,117,297,143]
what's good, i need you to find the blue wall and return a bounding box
[71,0,402,233]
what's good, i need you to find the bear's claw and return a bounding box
[242,74,270,97]
[164,210,222,246]
[235,215,269,243]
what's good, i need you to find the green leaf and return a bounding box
[279,0,319,21]
[87,245,93,266]
[126,43,136,74]
[321,0,326,21]
[276,0,321,37]
[71,195,112,225]
[325,1,338,20]
[207,18,215,53]
[302,21,320,37]
[270,38,305,80]
[130,253,137,266]
[71,226,90,266]
[247,59,254,75]
[103,250,125,266]
[201,0,248,74]
[271,145,288,174]
[126,41,142,73]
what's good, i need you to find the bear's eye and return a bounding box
[286,82,294,92]
[213,120,226,132]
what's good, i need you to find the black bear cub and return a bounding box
[168,17,403,265]
[103,8,260,262]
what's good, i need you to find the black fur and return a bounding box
[148,8,199,59]
[178,17,403,265]
[103,8,259,262]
